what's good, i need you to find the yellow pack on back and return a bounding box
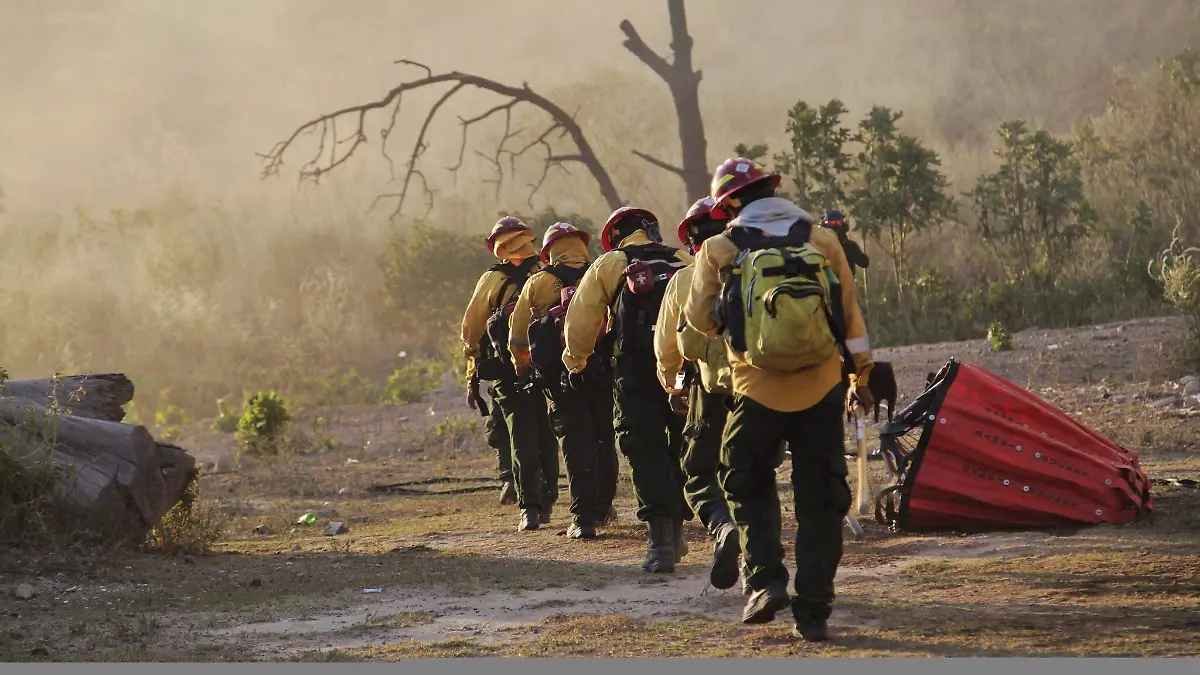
[720,228,843,372]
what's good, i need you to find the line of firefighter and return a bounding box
[459,157,876,643]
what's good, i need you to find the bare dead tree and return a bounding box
[259,61,624,220]
[620,0,711,201]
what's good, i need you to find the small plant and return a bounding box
[212,396,240,434]
[1149,221,1200,365]
[433,414,481,449]
[987,321,1014,352]
[311,414,340,453]
[235,391,293,456]
[143,470,223,556]
[0,410,61,547]
[382,357,448,406]
[154,393,187,442]
[123,402,146,427]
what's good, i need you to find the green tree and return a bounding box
[967,120,1094,288]
[732,143,770,163]
[772,99,853,213]
[1076,48,1200,278]
[849,106,954,309]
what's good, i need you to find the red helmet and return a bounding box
[820,209,849,233]
[600,206,658,252]
[485,216,531,254]
[676,196,728,249]
[710,157,781,211]
[539,222,591,263]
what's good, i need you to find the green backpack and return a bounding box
[718,218,848,372]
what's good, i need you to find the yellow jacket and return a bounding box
[460,231,540,378]
[508,236,592,374]
[562,230,693,373]
[683,199,873,413]
[654,264,732,395]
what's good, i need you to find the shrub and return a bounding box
[0,394,62,547]
[382,357,449,406]
[987,321,1014,352]
[154,394,187,442]
[235,391,293,456]
[1148,221,1200,365]
[212,396,240,433]
[143,470,223,556]
[432,414,481,449]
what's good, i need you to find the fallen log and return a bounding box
[0,385,195,543]
[2,373,134,422]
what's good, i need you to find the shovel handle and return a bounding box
[853,409,870,516]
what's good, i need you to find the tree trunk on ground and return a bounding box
[0,376,195,544]
[2,373,134,423]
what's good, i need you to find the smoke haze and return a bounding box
[1,0,1197,216]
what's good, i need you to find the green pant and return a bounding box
[485,384,512,483]
[612,352,686,522]
[681,382,733,532]
[546,368,618,525]
[719,384,851,624]
[493,379,560,511]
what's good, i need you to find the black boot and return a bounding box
[518,507,540,531]
[598,504,618,526]
[672,519,688,563]
[499,481,517,506]
[567,516,597,540]
[709,521,742,590]
[642,517,676,574]
[741,579,790,625]
[541,503,553,524]
[792,619,830,642]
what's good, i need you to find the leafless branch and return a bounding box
[474,150,504,201]
[261,65,624,221]
[394,59,433,78]
[619,19,672,81]
[631,149,686,178]
[380,95,404,181]
[398,82,465,216]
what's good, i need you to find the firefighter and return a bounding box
[820,210,870,277]
[653,196,743,590]
[508,222,619,539]
[562,207,692,573]
[460,216,560,532]
[684,158,875,642]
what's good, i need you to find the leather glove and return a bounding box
[668,389,690,416]
[846,382,875,419]
[561,369,586,392]
[466,376,488,417]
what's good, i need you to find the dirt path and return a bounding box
[196,531,1051,659]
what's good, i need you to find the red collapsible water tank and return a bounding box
[876,359,1154,532]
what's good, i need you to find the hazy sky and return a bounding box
[1,0,1195,217]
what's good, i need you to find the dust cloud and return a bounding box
[1,0,1196,216]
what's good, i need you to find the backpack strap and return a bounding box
[487,257,540,309]
[622,242,679,262]
[543,263,587,289]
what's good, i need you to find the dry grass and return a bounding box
[3,319,1199,661]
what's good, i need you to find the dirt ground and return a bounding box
[3,316,1199,660]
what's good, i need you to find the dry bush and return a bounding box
[142,470,224,556]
